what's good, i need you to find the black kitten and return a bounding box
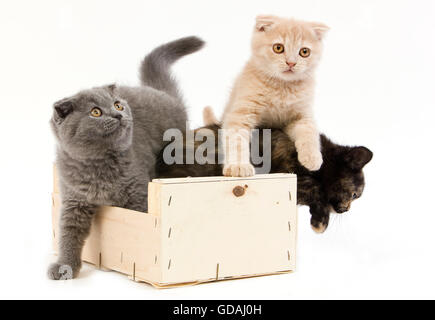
[156,124,373,233]
[268,129,373,232]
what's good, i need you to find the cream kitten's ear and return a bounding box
[255,15,277,32]
[310,22,330,40]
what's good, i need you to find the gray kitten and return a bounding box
[48,36,204,280]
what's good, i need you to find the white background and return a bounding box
[0,0,434,299]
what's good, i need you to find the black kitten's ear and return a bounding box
[54,98,74,119]
[344,147,373,170]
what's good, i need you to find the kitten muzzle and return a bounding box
[334,204,351,214]
[103,118,121,134]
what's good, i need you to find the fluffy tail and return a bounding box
[203,106,220,126]
[140,36,205,99]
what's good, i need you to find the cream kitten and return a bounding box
[222,15,329,177]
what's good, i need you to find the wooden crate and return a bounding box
[52,172,298,288]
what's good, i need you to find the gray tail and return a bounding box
[140,36,205,98]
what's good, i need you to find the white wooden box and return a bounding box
[52,172,298,288]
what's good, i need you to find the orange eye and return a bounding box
[273,43,285,54]
[90,108,102,117]
[299,47,311,58]
[114,101,124,111]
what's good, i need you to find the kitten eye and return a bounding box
[273,43,285,54]
[114,101,124,111]
[90,108,102,117]
[299,47,311,58]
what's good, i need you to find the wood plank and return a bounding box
[156,176,297,285]
[152,173,296,184]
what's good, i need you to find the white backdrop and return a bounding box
[0,0,434,299]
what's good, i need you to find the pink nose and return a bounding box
[286,62,296,68]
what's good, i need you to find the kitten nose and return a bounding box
[113,114,122,120]
[286,62,296,68]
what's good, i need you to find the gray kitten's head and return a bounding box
[51,85,133,159]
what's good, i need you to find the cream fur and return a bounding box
[203,106,219,126]
[222,16,329,177]
[311,222,327,234]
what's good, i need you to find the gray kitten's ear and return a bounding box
[255,15,276,32]
[344,147,373,171]
[106,83,118,94]
[54,98,74,120]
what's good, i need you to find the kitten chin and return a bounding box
[329,206,338,214]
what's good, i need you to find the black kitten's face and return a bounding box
[51,85,134,158]
[326,146,373,214]
[328,170,365,214]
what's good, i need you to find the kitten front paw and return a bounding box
[223,163,255,177]
[298,149,323,171]
[47,263,77,280]
[310,216,328,234]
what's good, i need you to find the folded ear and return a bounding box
[344,147,373,171]
[53,98,74,122]
[310,22,330,40]
[106,83,117,94]
[255,15,277,32]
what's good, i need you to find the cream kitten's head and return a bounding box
[251,15,329,82]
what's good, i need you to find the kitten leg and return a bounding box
[286,117,323,171]
[297,176,329,232]
[124,193,148,212]
[124,178,149,213]
[47,200,97,280]
[309,204,330,234]
[222,127,255,177]
[222,110,257,177]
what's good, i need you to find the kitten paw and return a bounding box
[310,217,328,234]
[298,149,323,171]
[47,263,76,280]
[223,163,255,177]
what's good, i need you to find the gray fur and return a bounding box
[47,36,204,280]
[140,36,205,99]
